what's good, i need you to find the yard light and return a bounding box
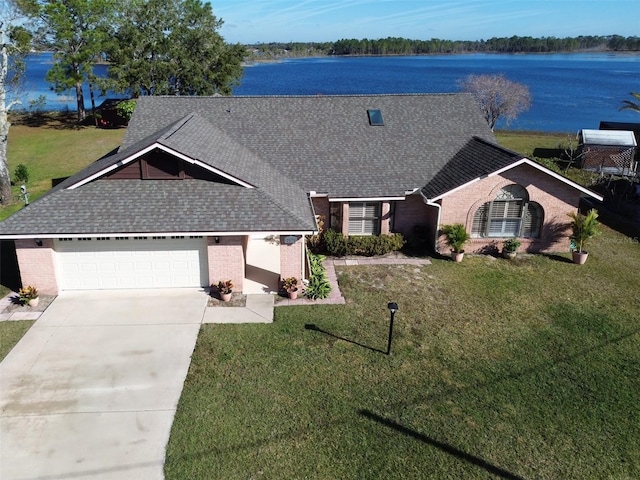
[386,302,398,355]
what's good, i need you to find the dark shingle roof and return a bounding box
[421,137,524,199]
[0,180,316,235]
[0,94,503,236]
[124,94,496,198]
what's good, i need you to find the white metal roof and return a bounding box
[580,129,637,147]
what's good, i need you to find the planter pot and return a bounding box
[572,251,589,265]
[502,250,517,260]
[288,289,299,300]
[220,292,232,302]
[28,297,39,307]
[451,251,464,263]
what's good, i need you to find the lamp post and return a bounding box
[386,302,398,355]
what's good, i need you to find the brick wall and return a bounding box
[15,238,59,295]
[207,235,245,292]
[280,235,303,281]
[311,197,330,228]
[437,164,582,253]
[394,193,436,235]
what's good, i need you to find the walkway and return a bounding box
[0,293,44,321]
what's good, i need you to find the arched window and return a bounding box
[471,185,543,238]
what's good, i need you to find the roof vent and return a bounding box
[367,109,384,126]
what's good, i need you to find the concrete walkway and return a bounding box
[203,294,274,323]
[0,292,43,321]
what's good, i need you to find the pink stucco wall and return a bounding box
[15,238,59,295]
[207,235,245,292]
[280,235,303,282]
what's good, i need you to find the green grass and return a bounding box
[495,130,598,186]
[165,226,640,479]
[1,113,125,220]
[0,320,35,361]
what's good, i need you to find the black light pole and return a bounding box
[386,302,398,355]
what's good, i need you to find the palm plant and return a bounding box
[619,92,640,113]
[440,224,470,253]
[568,209,600,253]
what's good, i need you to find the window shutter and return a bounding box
[522,203,542,238]
[472,203,488,237]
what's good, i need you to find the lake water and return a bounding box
[13,52,640,133]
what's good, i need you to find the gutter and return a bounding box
[419,191,442,255]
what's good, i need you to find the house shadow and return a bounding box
[358,409,525,480]
[0,240,21,292]
[304,324,386,354]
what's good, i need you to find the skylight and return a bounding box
[367,109,384,126]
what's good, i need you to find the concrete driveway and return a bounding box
[0,289,207,480]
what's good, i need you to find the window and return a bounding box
[471,184,543,238]
[367,109,384,126]
[348,202,380,235]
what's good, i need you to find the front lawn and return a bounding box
[0,321,35,361]
[165,226,640,479]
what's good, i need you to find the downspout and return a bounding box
[303,193,321,283]
[420,191,442,255]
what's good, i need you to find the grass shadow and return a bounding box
[359,410,526,480]
[540,252,574,264]
[10,111,84,130]
[304,323,386,354]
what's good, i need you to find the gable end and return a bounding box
[104,148,232,183]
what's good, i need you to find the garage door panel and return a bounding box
[55,237,208,290]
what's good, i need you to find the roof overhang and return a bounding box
[0,230,316,240]
[426,158,604,202]
[67,143,255,190]
[328,196,406,202]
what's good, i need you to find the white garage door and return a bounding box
[55,236,208,290]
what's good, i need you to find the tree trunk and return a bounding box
[89,81,97,126]
[0,113,11,205]
[75,81,86,123]
[0,29,12,205]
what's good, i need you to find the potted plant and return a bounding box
[502,238,521,259]
[568,209,600,265]
[281,277,299,299]
[18,286,39,307]
[440,223,470,262]
[216,280,234,302]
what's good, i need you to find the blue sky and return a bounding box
[210,0,640,44]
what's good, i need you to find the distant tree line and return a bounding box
[247,35,640,58]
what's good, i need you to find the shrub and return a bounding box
[18,286,38,305]
[13,164,29,184]
[323,229,348,256]
[440,224,470,253]
[116,99,136,122]
[322,229,405,257]
[305,252,331,300]
[281,277,298,293]
[307,215,325,253]
[502,237,521,253]
[215,280,234,294]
